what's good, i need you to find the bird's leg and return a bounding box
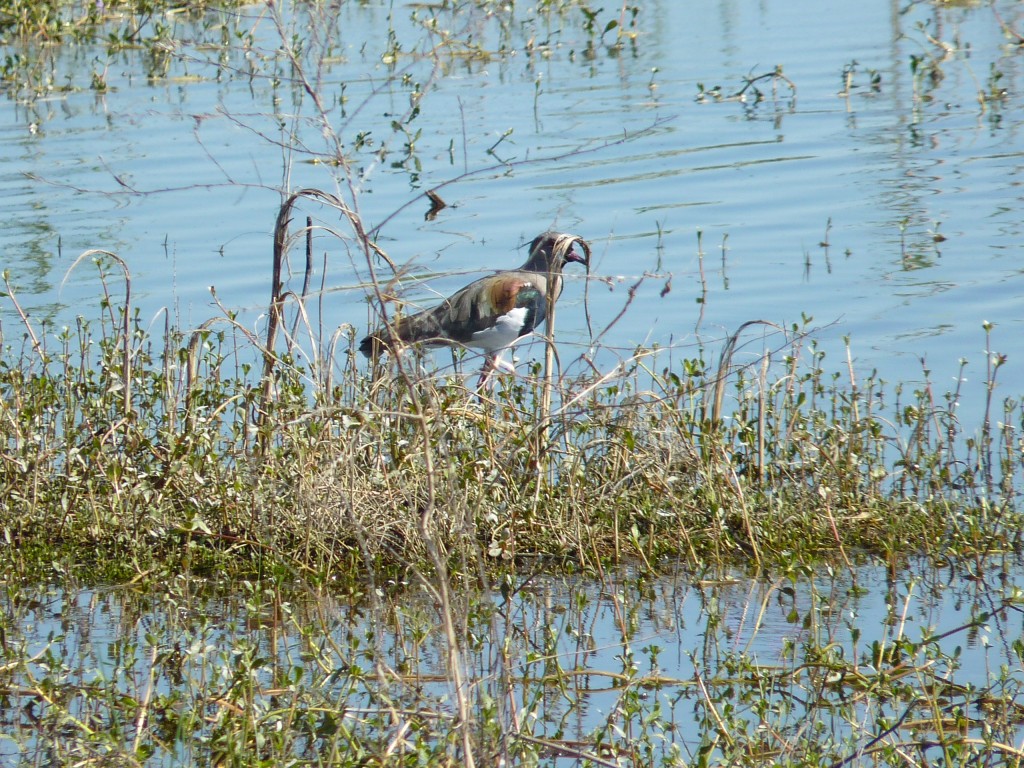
[491,352,515,374]
[476,355,497,390]
[475,351,514,390]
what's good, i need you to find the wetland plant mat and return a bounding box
[1,196,1023,583]
[0,249,1021,583]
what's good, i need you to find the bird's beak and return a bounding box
[555,234,591,270]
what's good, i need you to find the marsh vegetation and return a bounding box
[2,0,1024,765]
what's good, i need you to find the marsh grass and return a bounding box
[2,226,1022,585]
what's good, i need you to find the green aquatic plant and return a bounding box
[2,236,1023,586]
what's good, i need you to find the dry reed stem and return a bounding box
[63,249,133,419]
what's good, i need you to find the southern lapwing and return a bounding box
[360,231,590,385]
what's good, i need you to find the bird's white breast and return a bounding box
[469,307,529,352]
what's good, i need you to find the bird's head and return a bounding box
[522,231,591,274]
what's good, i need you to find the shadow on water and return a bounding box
[3,558,1023,764]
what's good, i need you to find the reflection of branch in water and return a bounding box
[992,3,1024,44]
[733,66,797,102]
[696,66,797,105]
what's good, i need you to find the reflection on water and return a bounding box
[2,559,1021,763]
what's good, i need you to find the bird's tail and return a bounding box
[359,308,447,358]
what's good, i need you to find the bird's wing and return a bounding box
[360,271,550,355]
[436,273,547,346]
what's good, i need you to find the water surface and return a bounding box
[2,559,1021,764]
[1,0,1021,404]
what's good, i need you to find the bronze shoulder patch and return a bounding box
[487,278,532,314]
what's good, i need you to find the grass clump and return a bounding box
[1,213,1021,586]
[0,0,244,41]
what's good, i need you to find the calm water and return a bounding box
[3,560,1022,763]
[1,0,1022,407]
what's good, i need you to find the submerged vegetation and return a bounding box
[2,1,1024,766]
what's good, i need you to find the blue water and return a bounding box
[1,0,1021,413]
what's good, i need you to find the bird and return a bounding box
[360,231,590,385]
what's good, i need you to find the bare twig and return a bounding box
[257,188,348,450]
[63,249,133,420]
[1,273,44,364]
